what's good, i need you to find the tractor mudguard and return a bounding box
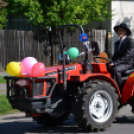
[90,74,121,98]
[122,72,134,104]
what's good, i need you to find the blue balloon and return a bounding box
[59,51,67,60]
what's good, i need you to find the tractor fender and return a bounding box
[89,74,121,98]
[122,72,134,104]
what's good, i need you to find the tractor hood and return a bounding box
[44,64,82,76]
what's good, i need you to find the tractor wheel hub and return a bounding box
[89,90,113,122]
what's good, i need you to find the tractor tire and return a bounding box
[33,97,71,126]
[73,80,119,131]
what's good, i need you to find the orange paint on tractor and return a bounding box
[122,72,134,104]
[41,63,121,98]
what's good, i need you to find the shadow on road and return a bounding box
[114,115,134,124]
[1,114,134,134]
[0,122,84,134]
[0,115,91,134]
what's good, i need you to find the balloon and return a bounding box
[6,62,20,76]
[20,57,37,75]
[31,62,45,77]
[59,51,67,60]
[67,47,79,59]
[17,72,22,77]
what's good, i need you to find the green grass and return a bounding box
[0,76,6,83]
[0,95,19,115]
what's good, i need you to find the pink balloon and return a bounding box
[31,62,45,77]
[20,57,37,75]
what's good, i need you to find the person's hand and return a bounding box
[108,63,114,70]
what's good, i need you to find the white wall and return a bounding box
[111,1,134,54]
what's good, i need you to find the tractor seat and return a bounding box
[121,69,134,81]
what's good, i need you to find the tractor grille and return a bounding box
[33,82,44,96]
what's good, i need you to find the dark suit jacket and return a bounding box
[112,37,134,66]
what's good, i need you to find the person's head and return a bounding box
[113,23,131,38]
[117,27,127,39]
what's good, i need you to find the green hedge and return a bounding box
[0,76,6,83]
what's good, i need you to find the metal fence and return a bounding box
[0,28,106,68]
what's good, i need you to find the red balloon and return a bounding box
[31,62,45,77]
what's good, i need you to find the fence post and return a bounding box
[107,32,112,58]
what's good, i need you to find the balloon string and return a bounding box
[78,41,94,57]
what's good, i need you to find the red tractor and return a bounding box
[4,25,134,132]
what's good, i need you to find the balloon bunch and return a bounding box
[78,33,93,56]
[59,33,92,60]
[6,57,45,77]
[59,47,79,60]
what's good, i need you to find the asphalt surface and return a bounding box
[0,71,8,95]
[0,105,134,134]
[0,83,6,95]
[0,71,9,76]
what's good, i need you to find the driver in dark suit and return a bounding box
[108,23,134,89]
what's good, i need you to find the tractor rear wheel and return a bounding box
[73,80,119,131]
[33,97,71,126]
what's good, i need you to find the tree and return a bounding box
[0,0,7,29]
[2,0,112,27]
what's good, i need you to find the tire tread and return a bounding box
[73,80,119,131]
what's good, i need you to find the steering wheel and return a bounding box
[94,56,109,63]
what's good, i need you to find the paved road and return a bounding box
[0,71,9,76]
[0,71,8,94]
[0,83,6,95]
[0,105,134,134]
